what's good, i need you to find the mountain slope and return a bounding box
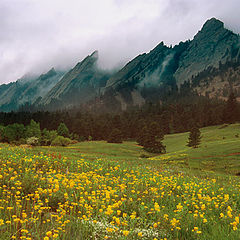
[174,18,240,86]
[38,51,112,110]
[100,42,187,110]
[99,18,240,110]
[0,68,64,111]
[0,17,240,112]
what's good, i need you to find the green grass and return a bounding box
[162,123,240,174]
[0,123,240,239]
[35,123,240,175]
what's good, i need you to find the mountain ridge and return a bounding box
[0,17,240,112]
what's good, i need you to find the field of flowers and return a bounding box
[0,143,240,240]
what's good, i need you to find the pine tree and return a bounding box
[137,125,166,153]
[57,123,69,138]
[187,126,201,148]
[107,128,123,143]
[224,92,238,123]
[143,133,166,153]
[136,126,149,146]
[26,120,41,138]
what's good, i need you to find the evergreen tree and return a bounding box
[148,121,162,138]
[137,125,166,153]
[223,92,239,123]
[143,132,166,154]
[26,120,41,138]
[3,123,26,143]
[187,126,201,148]
[136,126,149,146]
[57,123,69,138]
[107,128,123,143]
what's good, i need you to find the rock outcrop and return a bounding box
[0,68,64,111]
[174,18,240,86]
[38,51,112,110]
[0,17,240,112]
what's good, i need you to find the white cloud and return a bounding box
[0,0,239,83]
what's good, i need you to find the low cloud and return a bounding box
[0,0,240,84]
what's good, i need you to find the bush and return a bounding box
[2,123,25,143]
[12,138,26,146]
[41,129,58,146]
[79,136,86,142]
[26,137,39,146]
[51,136,72,146]
[26,120,41,138]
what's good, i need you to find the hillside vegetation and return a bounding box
[0,124,239,239]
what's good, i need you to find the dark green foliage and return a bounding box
[0,94,239,145]
[41,128,58,146]
[187,126,201,148]
[148,121,163,138]
[0,125,5,141]
[223,93,239,123]
[142,133,166,153]
[107,128,123,143]
[3,125,17,143]
[2,123,25,143]
[137,124,166,153]
[57,122,70,138]
[72,133,80,141]
[26,119,41,138]
[137,126,149,146]
[51,136,72,146]
[143,134,166,153]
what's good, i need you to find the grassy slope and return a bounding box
[36,123,240,175]
[1,123,240,240]
[163,123,240,174]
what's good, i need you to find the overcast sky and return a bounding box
[0,0,240,84]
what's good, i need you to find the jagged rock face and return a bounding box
[0,68,64,111]
[39,51,111,110]
[102,42,179,109]
[105,42,171,89]
[192,62,240,101]
[100,18,240,110]
[0,17,240,112]
[174,18,240,86]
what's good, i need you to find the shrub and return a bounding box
[26,119,41,138]
[51,136,72,146]
[41,129,58,146]
[2,123,25,143]
[26,137,39,146]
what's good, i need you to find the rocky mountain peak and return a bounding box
[74,50,99,73]
[39,67,57,81]
[201,17,224,33]
[193,17,227,42]
[174,17,240,86]
[48,67,56,74]
[90,50,99,59]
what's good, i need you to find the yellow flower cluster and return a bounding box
[0,145,239,239]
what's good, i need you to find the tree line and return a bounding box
[0,120,73,146]
[0,93,238,150]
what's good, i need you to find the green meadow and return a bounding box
[37,123,240,175]
[0,123,240,239]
